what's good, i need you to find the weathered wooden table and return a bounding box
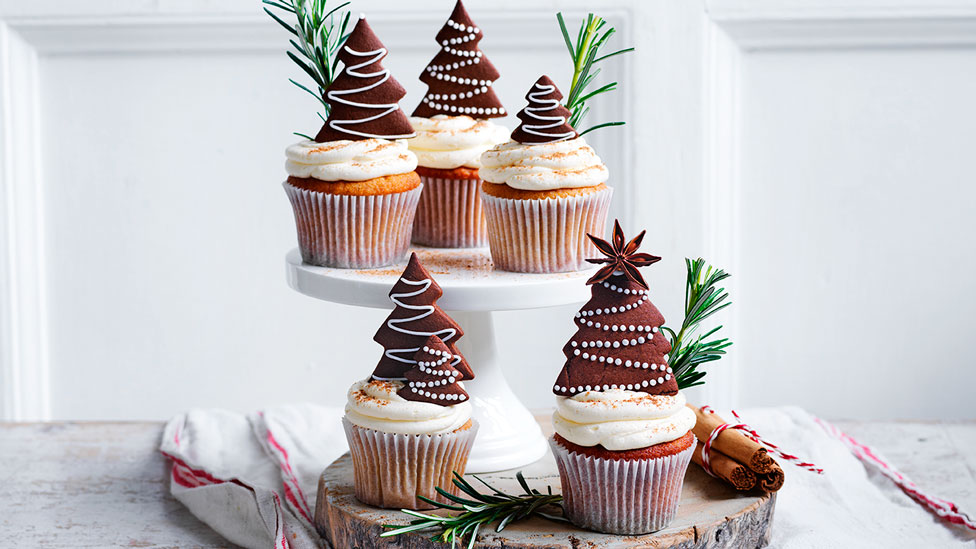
[1,420,974,547]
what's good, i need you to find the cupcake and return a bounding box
[408,0,508,248]
[479,75,612,272]
[548,222,696,534]
[342,255,477,509]
[283,15,421,268]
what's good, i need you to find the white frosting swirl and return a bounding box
[408,115,509,169]
[479,136,609,191]
[344,379,471,435]
[285,139,418,182]
[553,390,695,451]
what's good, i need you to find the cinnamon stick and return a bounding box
[688,404,776,474]
[757,463,785,492]
[691,441,756,491]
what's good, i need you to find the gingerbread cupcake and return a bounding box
[408,0,508,248]
[479,76,612,272]
[548,223,696,534]
[283,15,421,268]
[342,254,477,509]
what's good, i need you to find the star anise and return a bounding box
[585,220,661,289]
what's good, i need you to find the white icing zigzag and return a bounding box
[379,275,458,378]
[420,18,504,117]
[520,80,576,143]
[326,42,415,140]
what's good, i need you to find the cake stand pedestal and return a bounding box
[285,247,594,473]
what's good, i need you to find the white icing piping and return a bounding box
[519,81,576,143]
[555,280,672,394]
[326,38,415,139]
[383,276,458,372]
[420,18,504,117]
[406,345,468,401]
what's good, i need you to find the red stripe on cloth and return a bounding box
[271,492,292,549]
[263,421,313,523]
[814,416,976,531]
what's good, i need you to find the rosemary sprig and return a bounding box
[263,0,352,137]
[662,258,733,389]
[381,471,565,548]
[556,12,634,135]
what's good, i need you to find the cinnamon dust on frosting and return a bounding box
[408,115,508,169]
[285,138,417,182]
[552,390,696,451]
[479,136,608,191]
[345,378,471,435]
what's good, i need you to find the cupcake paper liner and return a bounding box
[283,182,422,268]
[412,176,487,248]
[341,417,478,510]
[481,186,613,273]
[549,435,695,535]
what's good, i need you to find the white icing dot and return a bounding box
[625,360,632,367]
[615,358,622,365]
[650,379,657,386]
[629,325,636,331]
[602,385,610,391]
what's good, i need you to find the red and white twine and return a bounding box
[699,406,824,476]
[814,416,976,531]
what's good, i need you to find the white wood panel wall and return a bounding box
[1,0,974,421]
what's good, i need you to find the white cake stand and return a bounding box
[285,246,595,473]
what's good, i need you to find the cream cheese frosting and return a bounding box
[408,115,509,170]
[552,389,696,451]
[479,136,609,191]
[344,378,471,435]
[285,138,418,182]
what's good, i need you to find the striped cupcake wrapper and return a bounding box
[283,182,422,269]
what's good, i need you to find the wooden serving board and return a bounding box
[315,450,775,548]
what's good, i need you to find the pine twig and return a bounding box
[264,0,352,126]
[381,472,565,548]
[662,258,733,389]
[556,12,634,135]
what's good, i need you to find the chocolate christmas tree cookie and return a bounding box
[399,335,470,404]
[552,220,676,396]
[316,15,416,142]
[372,253,474,380]
[413,0,505,119]
[510,75,578,145]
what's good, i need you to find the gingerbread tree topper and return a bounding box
[315,15,416,142]
[552,221,676,397]
[412,0,506,119]
[372,253,475,381]
[511,76,578,145]
[398,335,470,405]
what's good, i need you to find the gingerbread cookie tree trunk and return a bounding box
[511,75,578,144]
[315,15,415,142]
[553,221,677,396]
[372,253,475,381]
[412,0,505,119]
[398,335,470,404]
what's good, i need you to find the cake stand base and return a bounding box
[315,449,775,548]
[449,310,547,473]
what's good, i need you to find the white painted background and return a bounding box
[1,0,974,422]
